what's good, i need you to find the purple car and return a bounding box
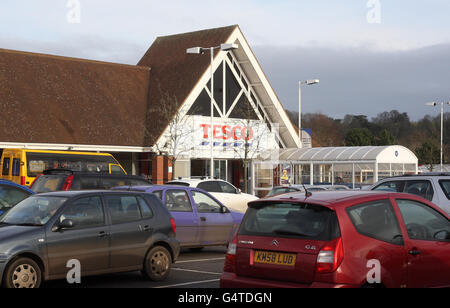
[112,185,244,249]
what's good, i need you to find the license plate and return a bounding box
[254,251,297,267]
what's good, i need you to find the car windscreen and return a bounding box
[0,185,31,216]
[1,196,67,226]
[239,202,340,241]
[30,175,66,193]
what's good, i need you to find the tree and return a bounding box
[344,128,374,146]
[374,129,396,146]
[147,86,194,181]
[415,141,440,171]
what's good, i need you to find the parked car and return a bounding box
[30,169,152,193]
[0,190,179,288]
[368,173,450,214]
[167,178,258,213]
[0,180,34,217]
[113,185,244,249]
[266,185,328,197]
[221,190,450,288]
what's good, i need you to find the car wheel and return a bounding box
[142,246,172,281]
[4,257,42,289]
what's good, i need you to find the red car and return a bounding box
[220,191,450,288]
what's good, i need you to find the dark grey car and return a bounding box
[0,190,179,288]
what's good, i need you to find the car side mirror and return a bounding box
[221,206,230,214]
[236,188,242,194]
[434,230,450,241]
[52,219,74,232]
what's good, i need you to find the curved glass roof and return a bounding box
[264,146,418,163]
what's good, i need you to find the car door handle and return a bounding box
[98,231,109,238]
[409,249,421,256]
[200,217,207,222]
[142,225,153,232]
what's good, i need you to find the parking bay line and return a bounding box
[154,279,221,289]
[176,257,225,264]
[172,267,222,276]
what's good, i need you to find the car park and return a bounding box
[30,169,152,193]
[167,178,258,213]
[0,190,179,288]
[0,180,34,217]
[368,173,450,214]
[221,190,450,288]
[113,185,244,249]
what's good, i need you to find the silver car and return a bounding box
[368,173,450,214]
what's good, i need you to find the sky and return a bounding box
[1,0,450,120]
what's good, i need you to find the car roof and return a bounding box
[0,180,34,193]
[35,190,147,198]
[256,190,426,209]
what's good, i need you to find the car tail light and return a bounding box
[316,237,344,273]
[223,236,238,273]
[61,175,74,191]
[20,176,26,186]
[170,218,176,235]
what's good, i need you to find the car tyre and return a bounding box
[142,246,172,281]
[3,257,42,289]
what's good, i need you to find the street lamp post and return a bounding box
[425,101,450,172]
[299,80,320,148]
[187,43,238,178]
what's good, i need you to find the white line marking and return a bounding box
[154,279,220,289]
[177,257,225,264]
[172,268,222,275]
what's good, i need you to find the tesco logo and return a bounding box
[201,124,254,141]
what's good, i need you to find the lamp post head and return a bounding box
[425,102,438,107]
[186,47,204,54]
[306,79,320,85]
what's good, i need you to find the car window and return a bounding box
[110,165,125,175]
[165,190,193,212]
[373,181,405,192]
[80,176,101,190]
[240,202,340,241]
[218,181,237,194]
[197,181,222,193]
[101,177,127,189]
[152,190,163,200]
[105,195,142,224]
[347,199,403,245]
[405,180,434,201]
[267,187,293,197]
[2,158,10,176]
[166,182,190,187]
[191,190,222,213]
[12,159,20,177]
[439,180,450,200]
[0,184,31,214]
[60,196,104,229]
[396,199,450,242]
[137,196,153,219]
[30,175,65,193]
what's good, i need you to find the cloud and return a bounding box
[254,43,450,121]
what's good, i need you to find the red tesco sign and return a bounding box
[201,124,254,141]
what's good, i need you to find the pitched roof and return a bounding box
[0,48,150,147]
[137,25,238,145]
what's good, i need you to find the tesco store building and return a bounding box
[0,25,300,193]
